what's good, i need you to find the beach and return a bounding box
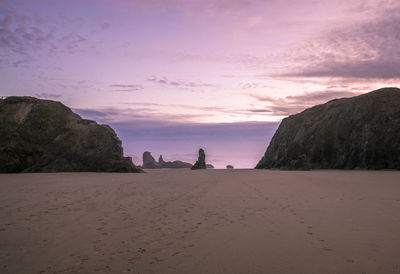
[0,170,400,273]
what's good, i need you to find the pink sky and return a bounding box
[1,0,400,167]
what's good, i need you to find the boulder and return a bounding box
[191,148,207,170]
[206,164,215,169]
[0,96,141,173]
[256,88,400,170]
[226,165,234,169]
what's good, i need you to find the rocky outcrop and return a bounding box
[142,152,159,169]
[226,165,234,169]
[0,96,141,173]
[158,155,166,166]
[191,148,207,170]
[256,88,400,170]
[142,152,192,169]
[162,160,193,169]
[206,164,214,169]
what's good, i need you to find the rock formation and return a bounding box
[158,155,166,166]
[162,160,193,169]
[142,152,192,169]
[191,148,207,170]
[256,88,400,170]
[226,165,234,169]
[206,164,214,169]
[0,96,141,173]
[142,151,159,169]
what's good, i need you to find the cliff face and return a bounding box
[0,97,141,173]
[256,88,400,170]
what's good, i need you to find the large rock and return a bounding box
[0,96,141,173]
[142,153,192,169]
[142,151,159,169]
[256,88,400,170]
[158,155,166,166]
[191,148,207,170]
[161,160,193,169]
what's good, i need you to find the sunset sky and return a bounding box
[1,0,399,168]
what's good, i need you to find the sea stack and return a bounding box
[142,152,159,169]
[158,155,166,166]
[141,152,193,169]
[256,88,400,170]
[191,148,207,170]
[0,96,141,173]
[226,165,234,169]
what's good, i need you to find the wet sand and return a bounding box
[0,170,400,274]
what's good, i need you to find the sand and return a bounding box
[0,170,400,274]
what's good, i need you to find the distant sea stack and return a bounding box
[191,148,207,170]
[256,88,400,170]
[206,164,214,169]
[142,151,159,169]
[0,96,141,173]
[226,165,234,169]
[142,152,192,169]
[158,155,166,166]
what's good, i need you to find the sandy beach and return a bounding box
[0,170,400,274]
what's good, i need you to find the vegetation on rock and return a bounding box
[0,97,141,173]
[256,88,400,170]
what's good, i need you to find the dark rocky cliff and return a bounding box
[0,96,141,173]
[256,88,400,170]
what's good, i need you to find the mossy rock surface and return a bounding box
[0,96,141,173]
[256,88,400,170]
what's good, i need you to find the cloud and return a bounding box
[131,0,266,16]
[35,93,62,99]
[74,100,281,125]
[250,89,362,116]
[101,22,111,30]
[121,101,284,120]
[0,1,89,68]
[247,16,262,27]
[109,84,144,92]
[281,4,400,79]
[146,75,216,88]
[74,106,207,124]
[74,108,108,119]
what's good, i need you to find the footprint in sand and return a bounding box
[151,256,164,263]
[138,248,146,254]
[151,248,162,254]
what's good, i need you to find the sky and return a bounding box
[1,0,400,168]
